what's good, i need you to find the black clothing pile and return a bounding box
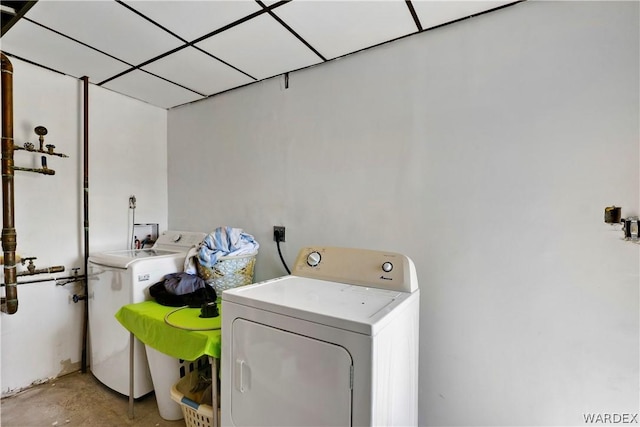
[149,272,217,308]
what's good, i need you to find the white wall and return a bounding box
[88,78,169,253]
[0,57,168,395]
[168,2,639,426]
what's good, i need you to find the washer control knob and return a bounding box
[381,261,393,272]
[172,234,182,243]
[307,251,321,267]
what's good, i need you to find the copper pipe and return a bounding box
[14,146,69,158]
[12,166,55,175]
[1,52,17,314]
[16,265,65,277]
[0,273,84,285]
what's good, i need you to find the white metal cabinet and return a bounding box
[230,318,352,426]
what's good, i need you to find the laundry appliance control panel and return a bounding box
[292,246,418,293]
[153,231,206,251]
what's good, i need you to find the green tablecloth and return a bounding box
[115,300,221,361]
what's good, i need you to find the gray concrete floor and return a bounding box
[1,371,186,426]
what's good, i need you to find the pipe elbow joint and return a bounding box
[1,298,18,314]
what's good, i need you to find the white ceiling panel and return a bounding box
[102,69,204,109]
[195,13,323,80]
[24,0,183,65]
[0,19,131,83]
[2,0,521,109]
[142,46,254,96]
[123,0,263,42]
[412,1,513,30]
[273,0,417,60]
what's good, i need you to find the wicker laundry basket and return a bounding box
[196,252,257,294]
[170,369,215,427]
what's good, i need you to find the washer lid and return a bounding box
[88,248,182,269]
[222,275,417,335]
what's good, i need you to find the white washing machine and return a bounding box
[221,246,420,427]
[88,230,206,398]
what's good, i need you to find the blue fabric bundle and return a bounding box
[197,227,259,268]
[164,272,206,295]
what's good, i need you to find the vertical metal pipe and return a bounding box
[1,52,18,314]
[128,333,135,419]
[81,76,89,372]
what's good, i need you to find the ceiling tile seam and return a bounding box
[127,4,280,84]
[190,46,258,82]
[164,0,515,109]
[99,84,173,109]
[138,68,206,97]
[115,0,188,44]
[96,43,190,86]
[24,0,270,89]
[257,0,327,62]
[23,16,135,70]
[97,67,135,86]
[405,1,423,32]
[265,1,291,11]
[417,0,526,34]
[296,0,527,66]
[2,51,67,78]
[188,7,270,47]
[114,0,258,83]
[97,43,258,90]
[111,0,293,87]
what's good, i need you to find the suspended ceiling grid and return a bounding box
[0,0,520,109]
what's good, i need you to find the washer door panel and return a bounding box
[231,318,353,426]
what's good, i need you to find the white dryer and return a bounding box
[221,246,420,427]
[88,230,205,398]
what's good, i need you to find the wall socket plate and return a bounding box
[273,226,286,242]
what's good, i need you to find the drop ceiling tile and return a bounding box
[272,0,417,60]
[195,13,323,81]
[412,1,513,30]
[102,69,204,109]
[0,19,131,83]
[123,0,263,42]
[142,47,254,96]
[24,0,183,65]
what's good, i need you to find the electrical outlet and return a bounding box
[273,226,286,242]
